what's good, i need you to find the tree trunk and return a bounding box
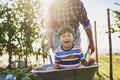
[7,43,12,69]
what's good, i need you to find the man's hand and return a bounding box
[44,45,54,53]
[44,45,50,53]
[87,41,95,55]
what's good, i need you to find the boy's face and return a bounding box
[59,32,74,49]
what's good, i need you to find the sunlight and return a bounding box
[39,0,55,27]
[40,0,54,10]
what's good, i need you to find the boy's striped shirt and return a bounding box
[54,45,85,69]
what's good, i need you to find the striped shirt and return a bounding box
[45,0,91,32]
[54,45,85,69]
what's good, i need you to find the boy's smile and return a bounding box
[59,32,74,50]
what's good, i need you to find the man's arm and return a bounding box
[44,30,54,53]
[85,29,95,54]
[78,0,95,54]
[44,6,55,53]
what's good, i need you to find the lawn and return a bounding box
[93,54,120,80]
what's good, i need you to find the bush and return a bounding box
[0,68,39,80]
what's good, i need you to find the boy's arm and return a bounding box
[81,58,95,66]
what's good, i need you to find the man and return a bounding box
[44,0,95,55]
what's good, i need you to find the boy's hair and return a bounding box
[57,25,75,37]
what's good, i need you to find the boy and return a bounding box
[48,26,95,70]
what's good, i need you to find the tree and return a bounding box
[0,0,21,68]
[112,3,120,38]
[0,0,45,68]
[16,0,44,67]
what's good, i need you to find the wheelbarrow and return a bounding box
[31,63,100,80]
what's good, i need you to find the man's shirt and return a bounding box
[45,0,91,32]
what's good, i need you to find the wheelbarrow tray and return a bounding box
[31,64,100,80]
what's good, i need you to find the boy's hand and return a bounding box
[88,58,95,65]
[54,63,60,69]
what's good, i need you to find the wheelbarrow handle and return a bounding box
[85,50,91,59]
[48,54,53,64]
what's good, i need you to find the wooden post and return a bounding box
[107,8,113,80]
[94,21,99,74]
[94,21,98,64]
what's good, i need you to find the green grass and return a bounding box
[93,54,120,80]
